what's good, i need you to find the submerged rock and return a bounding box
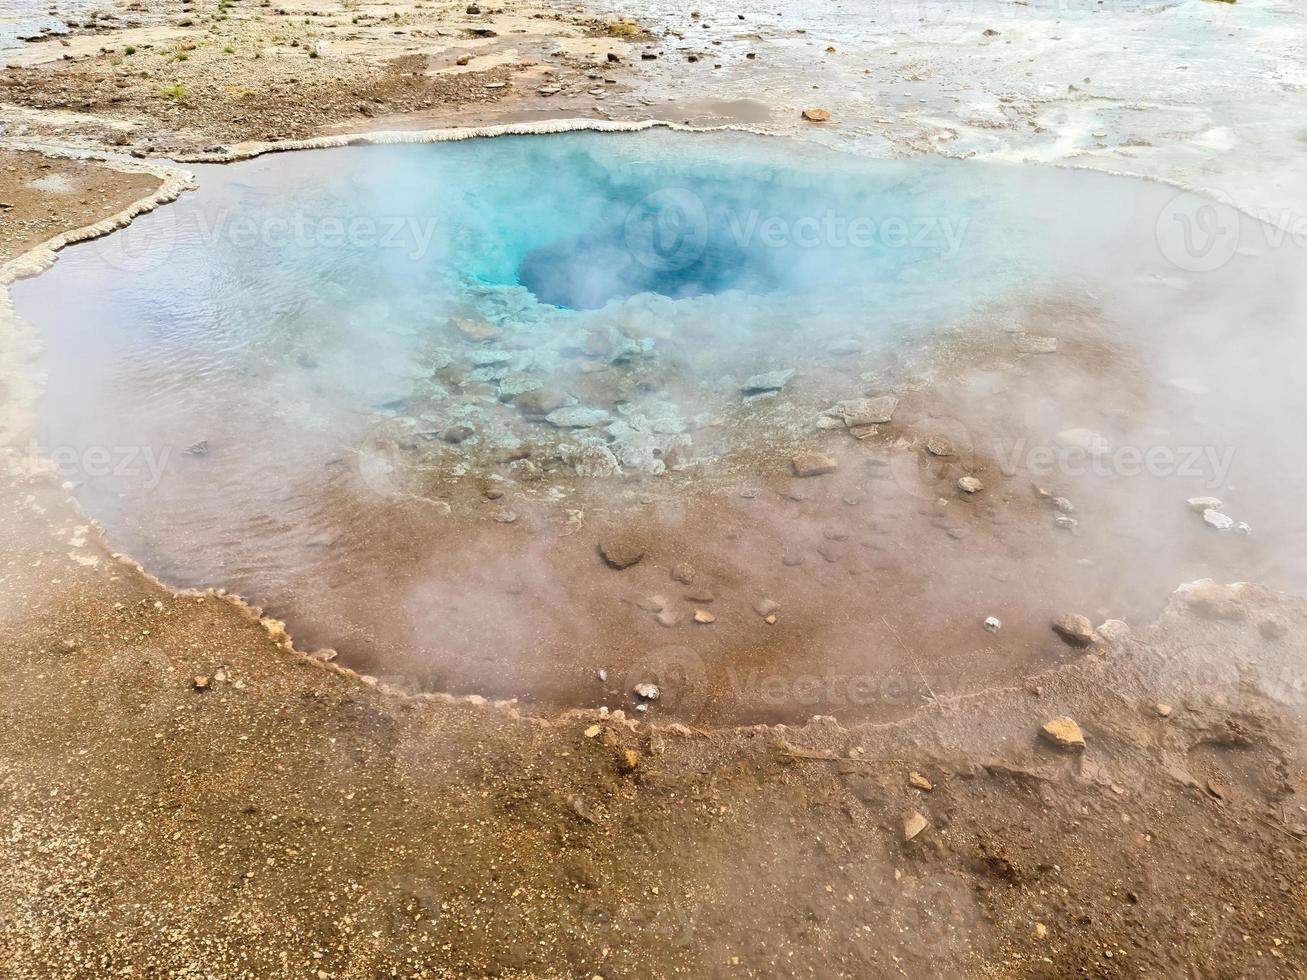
[957,476,984,494]
[1014,334,1058,354]
[824,395,898,427]
[560,441,622,478]
[741,369,796,394]
[546,406,611,428]
[792,451,837,477]
[902,810,929,841]
[1051,614,1094,647]
[1203,509,1235,530]
[599,534,645,570]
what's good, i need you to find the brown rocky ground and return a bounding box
[0,0,648,158]
[3,7,1307,978]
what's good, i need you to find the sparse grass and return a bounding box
[160,83,187,102]
[223,46,235,54]
[124,46,136,55]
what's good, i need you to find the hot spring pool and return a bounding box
[13,129,1307,720]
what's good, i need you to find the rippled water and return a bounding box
[13,129,1307,719]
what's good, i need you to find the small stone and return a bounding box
[634,683,661,701]
[584,724,601,738]
[957,476,984,494]
[599,536,644,570]
[909,772,933,791]
[183,440,210,457]
[754,598,781,618]
[741,369,795,394]
[1154,702,1173,718]
[546,406,611,428]
[824,395,898,426]
[192,676,211,691]
[1035,923,1048,940]
[1054,514,1079,530]
[693,609,716,624]
[792,452,837,477]
[1096,619,1131,643]
[802,108,831,122]
[1040,716,1086,750]
[636,595,667,613]
[983,616,1002,632]
[686,587,716,603]
[1187,496,1223,512]
[1051,496,1075,514]
[655,608,682,628]
[671,563,696,584]
[1051,614,1094,647]
[457,54,471,65]
[902,810,929,841]
[924,436,954,457]
[764,614,778,625]
[1202,509,1234,530]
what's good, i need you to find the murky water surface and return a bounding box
[14,130,1307,720]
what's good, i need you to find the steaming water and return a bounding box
[13,130,1307,719]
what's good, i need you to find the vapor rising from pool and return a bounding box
[13,130,1307,720]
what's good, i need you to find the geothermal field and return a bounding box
[2,1,1306,977]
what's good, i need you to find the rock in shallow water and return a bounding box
[599,535,645,570]
[1051,614,1094,647]
[546,406,611,428]
[740,369,795,394]
[824,395,898,427]
[792,451,837,477]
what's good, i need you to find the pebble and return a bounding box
[984,615,1002,632]
[1154,703,1173,717]
[636,595,667,613]
[740,369,796,394]
[924,436,954,457]
[957,476,984,494]
[192,676,211,691]
[634,683,661,701]
[546,406,611,428]
[909,771,933,791]
[824,395,898,427]
[1054,514,1079,530]
[671,563,696,584]
[791,451,837,477]
[754,598,781,618]
[902,810,930,841]
[599,535,645,570]
[492,509,518,524]
[584,724,601,738]
[693,609,716,624]
[1203,509,1234,530]
[1040,716,1086,750]
[802,108,831,122]
[1051,614,1095,647]
[1051,496,1075,514]
[1187,496,1223,512]
[655,608,682,628]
